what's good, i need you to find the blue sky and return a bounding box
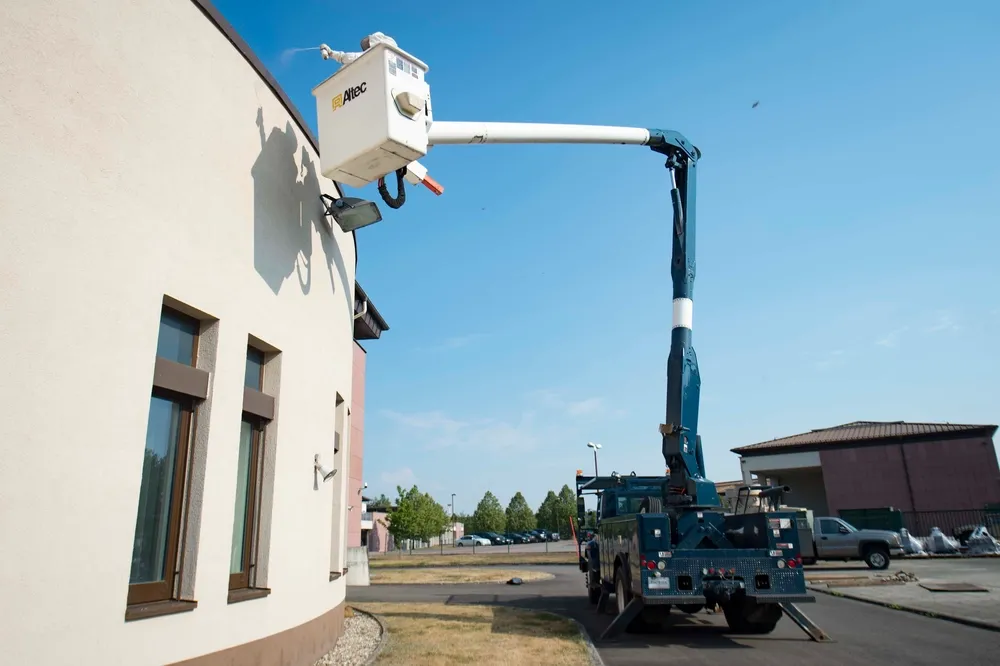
[214,0,1000,514]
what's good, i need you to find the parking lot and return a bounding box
[374,538,579,558]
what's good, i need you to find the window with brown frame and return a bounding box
[229,344,276,601]
[230,415,264,589]
[127,305,209,616]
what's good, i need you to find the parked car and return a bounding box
[504,532,530,544]
[456,535,491,547]
[482,532,511,545]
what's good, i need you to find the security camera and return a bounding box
[314,454,337,482]
[363,482,369,489]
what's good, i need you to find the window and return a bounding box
[230,417,263,589]
[127,305,209,617]
[244,346,264,390]
[330,394,348,579]
[129,394,193,597]
[229,343,277,601]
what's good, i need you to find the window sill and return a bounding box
[125,599,198,622]
[329,567,349,582]
[228,587,271,604]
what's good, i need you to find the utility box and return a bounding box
[312,41,432,187]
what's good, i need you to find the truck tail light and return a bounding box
[786,558,798,568]
[646,559,657,570]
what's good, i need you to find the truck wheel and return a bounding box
[615,565,631,614]
[587,569,601,604]
[864,544,890,570]
[722,598,781,634]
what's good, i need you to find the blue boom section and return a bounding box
[644,130,718,509]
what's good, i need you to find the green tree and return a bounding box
[535,490,559,531]
[385,485,451,544]
[471,491,505,533]
[553,484,577,534]
[368,493,392,511]
[504,492,536,532]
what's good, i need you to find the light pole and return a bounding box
[587,441,602,476]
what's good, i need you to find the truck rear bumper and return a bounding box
[641,593,815,605]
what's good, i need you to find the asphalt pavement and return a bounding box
[348,564,1000,666]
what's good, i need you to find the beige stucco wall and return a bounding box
[0,1,356,664]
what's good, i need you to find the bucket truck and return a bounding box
[309,33,830,642]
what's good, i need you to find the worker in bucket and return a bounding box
[319,32,397,65]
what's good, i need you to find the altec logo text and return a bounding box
[332,81,367,111]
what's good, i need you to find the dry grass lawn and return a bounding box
[356,603,591,666]
[371,567,554,585]
[369,551,576,569]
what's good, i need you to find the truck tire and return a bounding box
[722,598,781,634]
[614,564,631,615]
[863,544,890,570]
[587,568,601,604]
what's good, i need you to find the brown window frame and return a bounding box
[229,414,266,591]
[127,305,208,617]
[227,342,276,601]
[127,390,195,606]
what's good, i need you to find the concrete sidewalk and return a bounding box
[806,558,1000,632]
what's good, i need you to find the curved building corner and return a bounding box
[0,1,389,664]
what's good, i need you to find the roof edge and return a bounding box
[731,424,996,456]
[354,282,390,341]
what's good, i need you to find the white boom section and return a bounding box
[311,37,655,187]
[427,121,651,146]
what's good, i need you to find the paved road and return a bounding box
[348,565,1000,665]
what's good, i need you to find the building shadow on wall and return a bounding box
[252,108,351,311]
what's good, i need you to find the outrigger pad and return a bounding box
[599,598,645,641]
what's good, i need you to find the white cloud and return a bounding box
[526,388,616,418]
[380,408,542,453]
[566,397,604,416]
[814,349,846,370]
[379,467,416,488]
[875,326,908,348]
[925,311,960,333]
[418,333,490,353]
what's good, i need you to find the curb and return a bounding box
[807,585,1000,633]
[350,607,390,666]
[530,610,605,666]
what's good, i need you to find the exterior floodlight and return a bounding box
[320,194,383,233]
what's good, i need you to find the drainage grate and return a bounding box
[918,582,989,593]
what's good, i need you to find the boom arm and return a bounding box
[426,121,710,503]
[310,38,716,507]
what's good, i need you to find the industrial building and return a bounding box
[0,1,388,664]
[732,421,1000,531]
